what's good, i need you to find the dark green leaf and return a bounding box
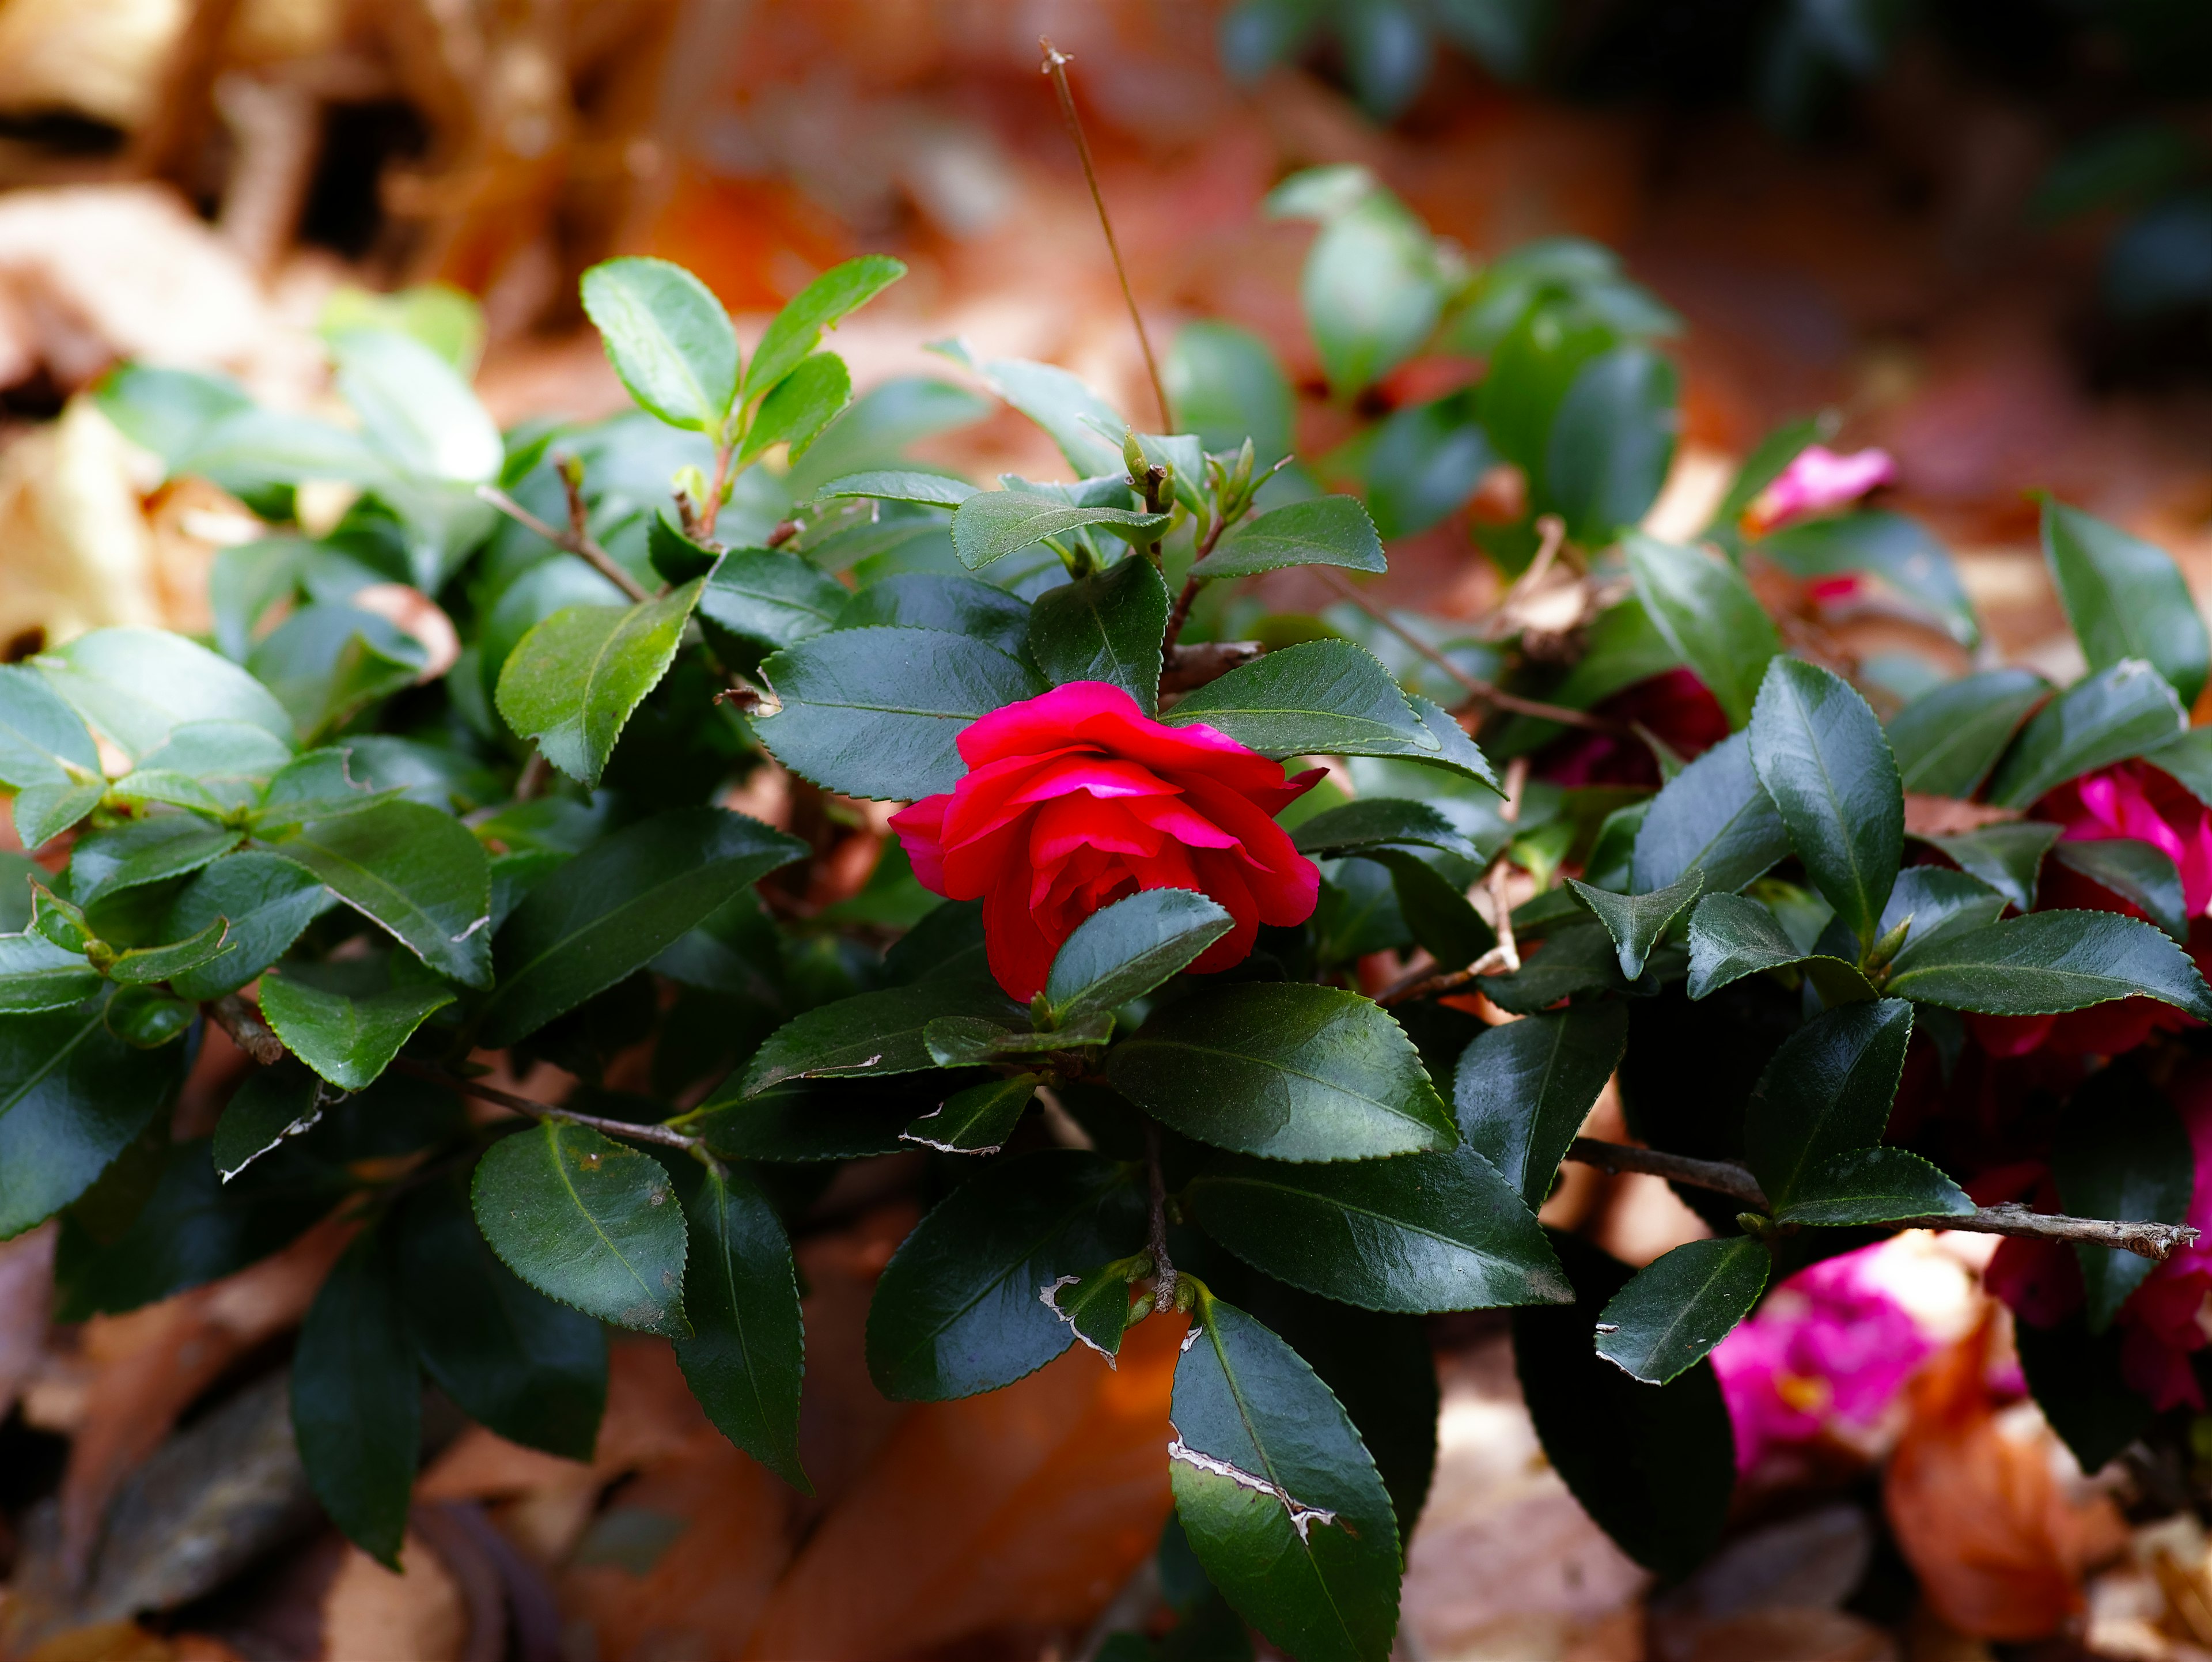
[1986,659,2187,809]
[922,1011,1112,1064]
[2016,1315,2150,1475]
[1188,1146,1568,1312]
[739,351,851,465]
[744,254,905,399]
[1453,1004,1629,1209]
[1775,1146,1972,1226]
[495,581,704,788]
[1293,185,1445,397]
[580,257,739,432]
[1921,823,2059,913]
[865,1149,1143,1399]
[12,779,103,854]
[213,1062,323,1182]
[1039,1259,1138,1365]
[1191,497,1385,581]
[2044,498,2210,705]
[1623,532,1779,728]
[835,573,1029,655]
[1885,669,2048,798]
[1292,798,1488,865]
[480,808,805,1047]
[672,1162,808,1488]
[35,626,292,761]
[0,995,184,1237]
[1879,866,2010,967]
[1043,889,1235,1021]
[646,509,719,584]
[2054,1065,2193,1331]
[1594,1236,1771,1385]
[247,603,426,741]
[1886,910,2212,1019]
[1027,556,1170,711]
[266,801,492,987]
[1362,849,1494,972]
[696,1081,919,1163]
[752,626,1046,800]
[165,852,335,1001]
[1171,1290,1400,1662]
[471,1121,688,1337]
[950,491,1170,571]
[258,974,453,1091]
[1631,730,1789,895]
[1479,921,1627,1014]
[1544,346,1678,544]
[70,816,243,907]
[104,985,193,1047]
[1758,512,1979,647]
[106,918,230,986]
[2147,726,2212,810]
[1354,393,1493,539]
[1565,870,1702,979]
[2051,837,2188,941]
[1110,982,1457,1161]
[1744,998,1914,1211]
[737,976,1021,1094]
[699,548,849,651]
[292,1232,419,1568]
[810,468,978,508]
[903,1073,1037,1154]
[0,935,101,1013]
[1685,892,1878,1004]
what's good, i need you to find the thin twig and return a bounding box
[1565,1138,2203,1263]
[1041,37,1171,430]
[1143,1118,1176,1311]
[1161,516,1232,657]
[513,751,550,802]
[208,994,285,1066]
[393,1058,703,1151]
[476,483,653,605]
[699,438,737,541]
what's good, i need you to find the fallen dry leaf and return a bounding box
[0,1225,55,1423]
[1903,795,2024,838]
[319,1530,466,1662]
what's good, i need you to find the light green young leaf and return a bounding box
[744,254,906,399]
[738,351,851,465]
[495,581,704,788]
[580,257,741,433]
[1190,497,1386,580]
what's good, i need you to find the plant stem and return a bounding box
[700,436,736,541]
[1160,516,1232,657]
[1040,36,1172,430]
[1142,1118,1177,1312]
[476,484,653,605]
[208,993,285,1066]
[1565,1137,2202,1263]
[392,1057,704,1151]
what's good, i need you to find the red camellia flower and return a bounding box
[888,682,1325,1002]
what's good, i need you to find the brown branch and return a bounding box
[476,483,653,605]
[1160,516,1232,658]
[1567,1138,1770,1209]
[1142,1118,1176,1312]
[1160,640,1262,695]
[208,993,285,1066]
[392,1058,703,1151]
[1041,37,1171,430]
[699,437,737,541]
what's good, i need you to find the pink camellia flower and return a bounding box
[1743,444,1897,535]
[888,682,1324,1001]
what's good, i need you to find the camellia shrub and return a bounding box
[7,170,2212,1660]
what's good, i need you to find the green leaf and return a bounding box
[1887,910,2212,1019]
[1453,1004,1628,1209]
[1544,345,1679,544]
[259,973,454,1090]
[165,852,335,1001]
[865,1149,1143,1399]
[292,1232,419,1568]
[1191,497,1386,581]
[2054,1064,2194,1331]
[1684,891,1877,1004]
[212,1062,323,1182]
[2016,1315,2151,1476]
[105,986,194,1047]
[396,1174,605,1461]
[949,490,1170,571]
[1171,1290,1400,1662]
[108,768,229,818]
[1746,657,1904,945]
[1921,823,2059,913]
[902,1073,1038,1154]
[1623,532,1779,729]
[810,468,978,508]
[0,935,101,1013]
[28,887,90,953]
[1513,1233,1733,1579]
[1354,391,1494,538]
[495,581,704,788]
[480,808,804,1047]
[266,800,492,987]
[1026,556,1170,712]
[672,1162,808,1488]
[1986,658,2187,809]
[1039,1259,1138,1365]
[70,816,243,907]
[13,780,104,854]
[1297,187,1445,397]
[1758,512,1980,647]
[1044,889,1235,1021]
[745,254,906,399]
[2050,837,2188,941]
[698,548,849,652]
[2147,726,2212,810]
[1165,319,1295,459]
[738,976,1022,1094]
[102,922,227,991]
[1187,1146,1569,1313]
[921,1011,1113,1066]
[739,351,851,465]
[35,627,293,762]
[696,1081,917,1163]
[580,257,740,433]
[1744,998,1914,1211]
[751,626,1045,800]
[1565,869,1702,979]
[330,327,501,484]
[2044,498,2210,705]
[1291,798,1490,866]
[836,573,1029,655]
[1776,1146,1973,1226]
[1108,982,1457,1161]
[0,664,99,812]
[1880,866,2010,965]
[1631,730,1789,895]
[1362,849,1494,972]
[1885,669,2050,797]
[1479,921,1628,1015]
[472,1120,688,1337]
[1594,1236,1771,1385]
[951,354,1127,476]
[1162,640,1498,788]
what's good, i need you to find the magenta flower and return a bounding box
[1743,444,1897,534]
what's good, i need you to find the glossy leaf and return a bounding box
[1684,891,1877,1004]
[1885,669,2050,798]
[480,808,805,1047]
[70,816,243,907]
[580,257,740,432]
[744,253,906,399]
[1109,982,1457,1161]
[1479,922,1628,1015]
[212,1062,323,1182]
[950,491,1171,571]
[2054,1065,2194,1331]
[258,974,453,1091]
[697,1081,918,1164]
[1453,1003,1628,1209]
[1187,1146,1569,1313]
[699,548,849,652]
[12,779,104,854]
[737,976,1020,1094]
[35,627,292,760]
[1878,866,2010,968]
[165,851,335,1001]
[1986,658,2186,809]
[1026,555,1170,712]
[105,986,194,1047]
[105,918,231,987]
[902,1073,1037,1154]
[1043,889,1235,1021]
[0,664,100,842]
[0,997,184,1236]
[1292,798,1489,865]
[1921,822,2059,912]
[2044,498,2210,705]
[1190,497,1386,580]
[1039,1260,1137,1364]
[1623,532,1779,728]
[922,1010,1112,1065]
[1565,870,1702,979]
[0,935,101,1013]
[835,572,1029,654]
[1886,910,2212,1019]
[1744,998,1914,1211]
[292,1232,419,1568]
[672,1162,808,1487]
[1544,345,1678,544]
[495,581,704,787]
[1777,1146,1973,1226]
[1171,1290,1401,1662]
[267,801,493,987]
[1595,1236,1771,1385]
[752,626,1046,800]
[865,1149,1143,1399]
[2050,837,2188,941]
[811,468,978,508]
[738,351,850,465]
[1630,730,1790,895]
